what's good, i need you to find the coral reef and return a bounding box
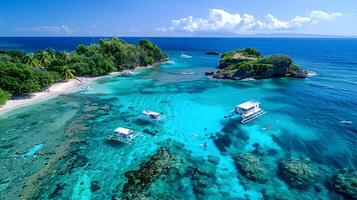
[330,169,357,199]
[279,158,318,189]
[235,153,269,183]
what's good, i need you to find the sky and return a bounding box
[0,0,356,37]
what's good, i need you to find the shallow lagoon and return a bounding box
[0,38,356,199]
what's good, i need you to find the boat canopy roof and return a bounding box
[143,111,161,116]
[236,101,259,110]
[114,127,133,135]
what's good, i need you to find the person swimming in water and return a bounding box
[201,141,208,149]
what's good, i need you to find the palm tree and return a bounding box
[36,51,51,66]
[61,65,75,80]
[23,54,41,68]
[57,51,71,62]
[45,48,56,59]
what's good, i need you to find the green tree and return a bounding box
[38,71,61,89]
[263,55,292,68]
[0,88,11,105]
[45,48,56,57]
[0,62,42,95]
[61,65,75,80]
[57,51,71,62]
[239,48,261,58]
[24,54,41,68]
[139,39,167,62]
[0,50,26,63]
[36,51,52,66]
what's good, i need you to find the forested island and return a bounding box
[0,38,167,105]
[206,48,307,80]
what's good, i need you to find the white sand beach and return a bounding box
[0,65,157,114]
[0,77,96,114]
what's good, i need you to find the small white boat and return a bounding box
[242,77,256,81]
[307,70,317,77]
[142,110,163,121]
[107,127,138,144]
[341,120,353,125]
[181,72,196,75]
[180,53,192,59]
[118,70,135,77]
[165,60,175,65]
[225,100,266,123]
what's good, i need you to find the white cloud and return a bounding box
[157,9,342,33]
[169,16,210,32]
[208,9,242,30]
[15,25,72,35]
[265,14,312,30]
[241,14,264,30]
[308,11,342,22]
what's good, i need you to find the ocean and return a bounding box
[0,37,356,199]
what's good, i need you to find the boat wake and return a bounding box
[181,72,196,75]
[180,53,192,59]
[165,60,175,65]
[307,70,318,77]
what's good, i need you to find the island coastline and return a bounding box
[205,48,308,81]
[0,38,167,113]
[0,65,158,114]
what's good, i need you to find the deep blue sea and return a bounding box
[0,37,356,199]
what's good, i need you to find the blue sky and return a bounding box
[0,0,356,36]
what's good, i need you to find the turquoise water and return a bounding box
[0,38,357,199]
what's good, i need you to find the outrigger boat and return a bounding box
[225,100,266,123]
[142,110,163,121]
[107,127,138,144]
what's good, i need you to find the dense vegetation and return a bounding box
[217,48,300,79]
[0,38,167,105]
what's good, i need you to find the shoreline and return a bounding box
[0,77,96,114]
[0,65,157,114]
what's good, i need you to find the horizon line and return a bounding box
[0,35,357,39]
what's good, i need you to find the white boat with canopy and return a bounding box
[225,101,266,123]
[107,127,138,144]
[142,110,163,121]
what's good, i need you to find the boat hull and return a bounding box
[241,110,266,123]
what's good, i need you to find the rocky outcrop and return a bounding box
[279,158,318,189]
[235,153,269,183]
[208,48,307,80]
[205,51,220,56]
[330,169,357,199]
[213,68,253,80]
[288,70,308,78]
[204,71,215,76]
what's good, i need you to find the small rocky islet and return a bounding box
[205,48,308,80]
